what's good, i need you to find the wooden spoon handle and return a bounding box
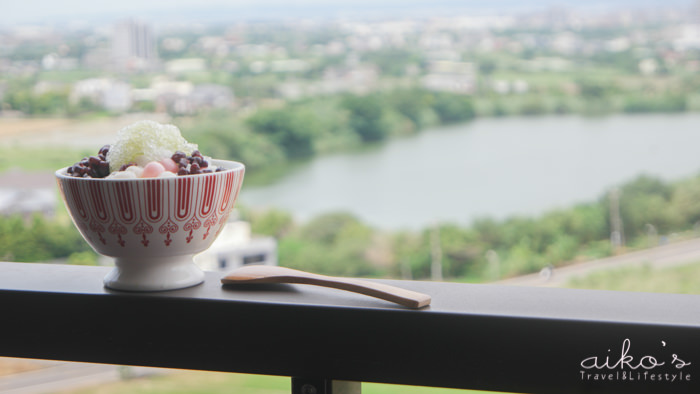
[221,265,431,309]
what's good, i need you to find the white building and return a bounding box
[71,78,132,112]
[673,24,700,51]
[422,61,476,94]
[165,58,207,74]
[195,219,277,272]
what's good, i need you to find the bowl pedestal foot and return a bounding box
[103,255,205,292]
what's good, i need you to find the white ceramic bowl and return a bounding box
[56,160,245,291]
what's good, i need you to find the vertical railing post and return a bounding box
[291,377,361,394]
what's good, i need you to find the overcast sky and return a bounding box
[4,0,239,24]
[2,0,694,26]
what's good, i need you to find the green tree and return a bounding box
[5,89,69,115]
[623,94,687,113]
[502,237,547,277]
[478,59,497,76]
[183,114,285,171]
[67,96,102,117]
[363,49,420,77]
[670,177,700,226]
[472,217,504,249]
[499,217,540,252]
[578,79,610,100]
[300,212,361,244]
[388,89,431,128]
[280,212,378,277]
[431,92,476,124]
[518,97,547,116]
[391,231,431,279]
[250,209,294,238]
[0,214,89,262]
[246,105,320,158]
[33,91,70,115]
[431,224,484,278]
[544,234,579,264]
[566,204,608,244]
[578,78,613,114]
[620,175,672,200]
[340,93,390,142]
[618,175,679,237]
[68,251,98,265]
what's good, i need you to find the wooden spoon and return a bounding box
[221,265,431,309]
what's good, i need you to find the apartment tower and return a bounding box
[112,19,158,72]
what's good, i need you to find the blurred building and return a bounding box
[190,84,235,110]
[165,58,207,74]
[112,19,159,72]
[422,61,476,94]
[196,218,277,272]
[0,171,55,219]
[71,78,132,112]
[136,78,234,115]
[277,64,379,99]
[41,53,78,71]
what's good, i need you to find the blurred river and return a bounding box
[239,113,700,230]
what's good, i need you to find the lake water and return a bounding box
[238,113,700,230]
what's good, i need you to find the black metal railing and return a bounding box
[1,261,699,394]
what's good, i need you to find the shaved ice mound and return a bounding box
[106,120,198,172]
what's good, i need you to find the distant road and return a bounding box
[496,237,700,287]
[0,114,170,149]
[0,362,118,394]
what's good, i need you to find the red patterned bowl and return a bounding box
[56,160,245,291]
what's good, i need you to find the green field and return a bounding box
[567,260,700,294]
[0,145,89,173]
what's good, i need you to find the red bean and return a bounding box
[171,151,186,163]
